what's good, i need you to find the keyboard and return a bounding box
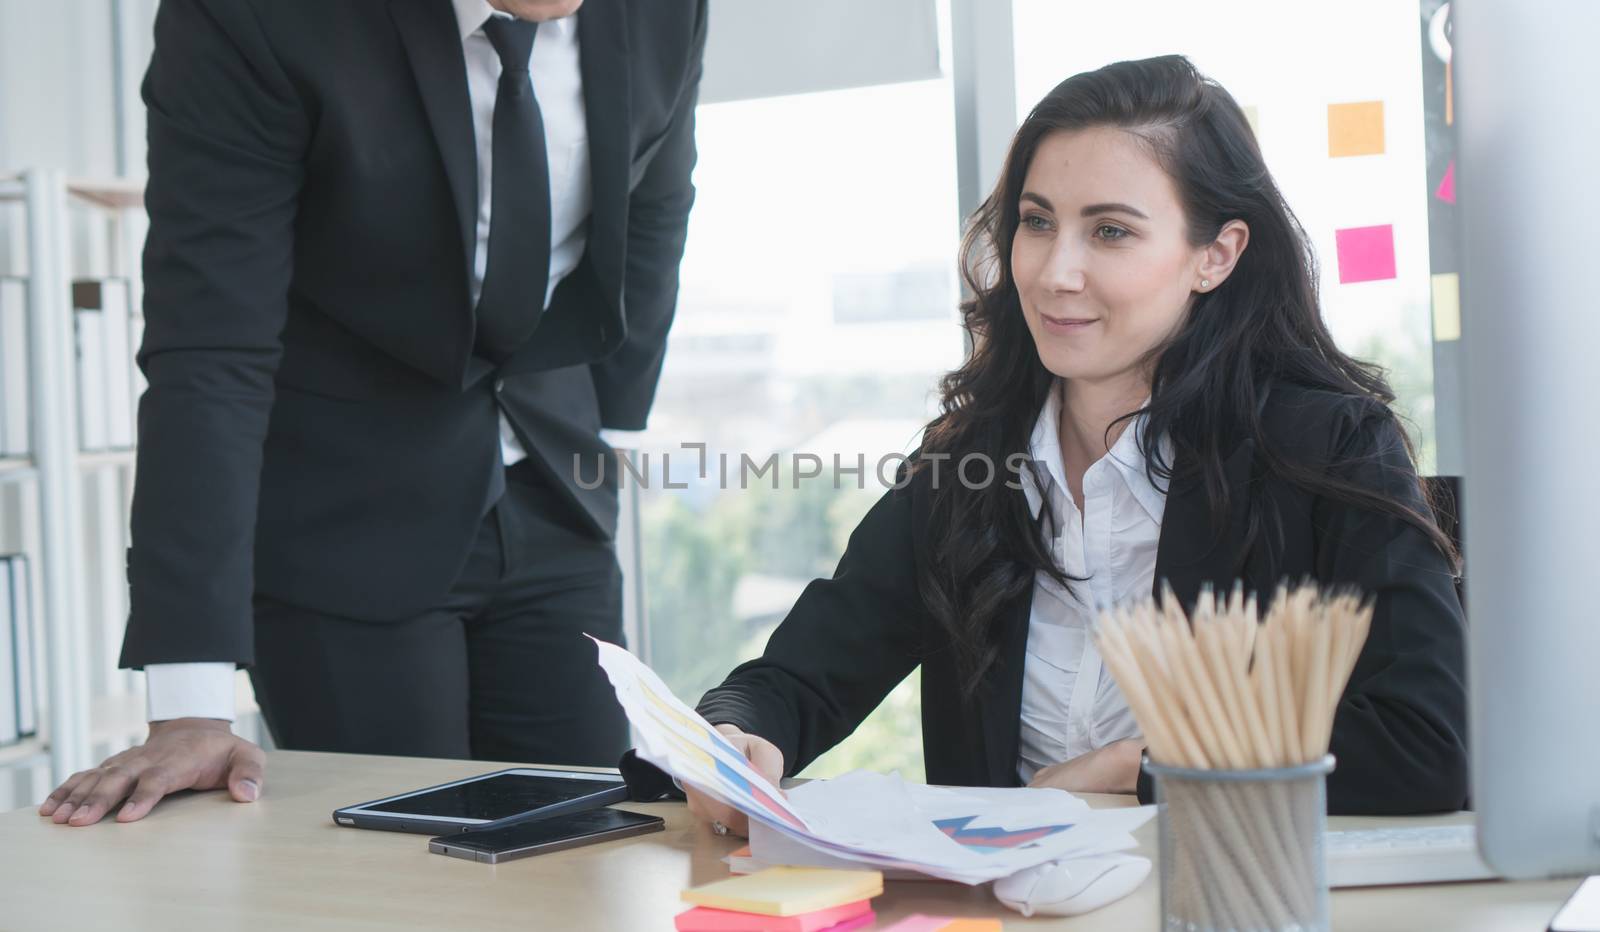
[1326,824,1499,887]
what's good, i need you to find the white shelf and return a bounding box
[67,178,144,211]
[0,169,148,793]
[77,449,135,470]
[1,175,144,210]
[0,457,36,482]
[0,736,47,768]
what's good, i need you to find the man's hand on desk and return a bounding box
[683,724,785,838]
[38,718,266,826]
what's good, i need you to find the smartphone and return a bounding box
[428,807,665,864]
[333,767,630,834]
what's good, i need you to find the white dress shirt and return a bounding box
[1015,382,1168,782]
[145,1,592,723]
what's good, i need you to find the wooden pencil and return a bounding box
[1092,583,1374,930]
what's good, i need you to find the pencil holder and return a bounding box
[1147,755,1335,932]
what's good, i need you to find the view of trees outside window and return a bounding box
[635,79,964,780]
[637,1,1443,784]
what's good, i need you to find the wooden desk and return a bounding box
[0,751,1579,930]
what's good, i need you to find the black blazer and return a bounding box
[120,0,706,667]
[697,385,1470,815]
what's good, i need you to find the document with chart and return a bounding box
[591,638,1152,884]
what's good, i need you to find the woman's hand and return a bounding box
[1027,739,1144,795]
[684,724,786,838]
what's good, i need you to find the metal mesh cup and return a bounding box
[1146,755,1335,932]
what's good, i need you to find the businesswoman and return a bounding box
[687,55,1467,831]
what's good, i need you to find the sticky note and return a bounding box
[1334,225,1397,283]
[682,868,884,918]
[1436,159,1456,204]
[674,900,873,932]
[880,918,1002,932]
[1328,101,1386,157]
[1432,272,1461,341]
[1242,104,1261,137]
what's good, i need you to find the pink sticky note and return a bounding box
[1334,225,1397,283]
[1436,159,1456,204]
[675,901,873,932]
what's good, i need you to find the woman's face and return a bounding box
[1010,126,1229,388]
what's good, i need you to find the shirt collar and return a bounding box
[1021,381,1069,520]
[453,2,577,46]
[1019,381,1169,524]
[1105,410,1170,524]
[452,0,498,41]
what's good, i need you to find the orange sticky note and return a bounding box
[880,919,1001,932]
[1328,101,1385,157]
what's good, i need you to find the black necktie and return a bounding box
[475,16,550,362]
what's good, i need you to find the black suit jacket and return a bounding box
[120,0,706,668]
[697,385,1470,815]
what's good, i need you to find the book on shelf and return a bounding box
[129,313,147,428]
[101,282,135,449]
[72,279,139,454]
[0,554,39,745]
[0,278,28,458]
[7,554,38,738]
[0,554,16,745]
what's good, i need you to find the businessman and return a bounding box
[40,0,706,826]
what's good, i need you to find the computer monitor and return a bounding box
[1456,0,1600,880]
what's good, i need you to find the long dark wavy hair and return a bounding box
[915,55,1456,693]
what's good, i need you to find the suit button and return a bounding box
[494,379,505,393]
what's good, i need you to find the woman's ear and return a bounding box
[1193,220,1250,293]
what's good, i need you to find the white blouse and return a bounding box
[1015,383,1168,783]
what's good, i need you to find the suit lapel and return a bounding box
[1154,439,1257,608]
[390,0,478,301]
[980,595,1033,786]
[578,0,631,308]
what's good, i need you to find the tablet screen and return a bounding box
[364,773,620,821]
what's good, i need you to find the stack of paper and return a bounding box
[677,867,880,931]
[592,638,1154,886]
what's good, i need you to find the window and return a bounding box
[636,78,966,780]
[1013,0,1445,471]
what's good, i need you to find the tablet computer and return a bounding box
[333,767,630,835]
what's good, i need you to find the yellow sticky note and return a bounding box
[1328,101,1385,157]
[1242,104,1261,138]
[1432,272,1461,342]
[682,867,884,917]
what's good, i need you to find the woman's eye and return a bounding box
[1022,214,1052,232]
[1095,224,1129,240]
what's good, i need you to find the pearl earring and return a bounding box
[1200,279,1211,290]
